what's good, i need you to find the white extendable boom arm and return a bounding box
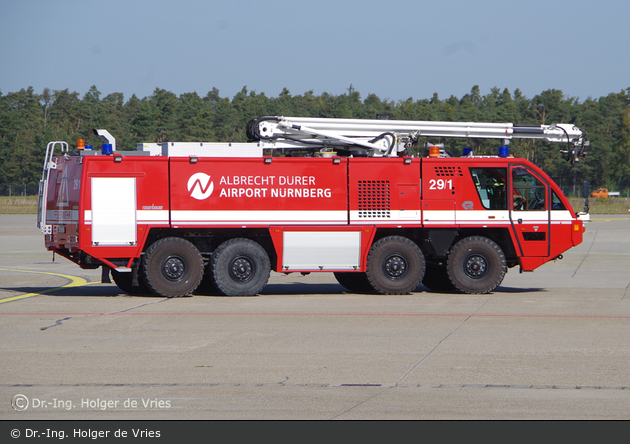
[247,116,587,158]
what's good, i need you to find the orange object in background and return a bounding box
[590,188,620,198]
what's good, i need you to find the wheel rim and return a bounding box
[230,256,254,283]
[382,254,408,279]
[463,254,488,279]
[162,256,187,282]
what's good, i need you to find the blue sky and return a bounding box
[1,0,628,103]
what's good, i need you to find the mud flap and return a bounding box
[101,265,112,284]
[131,265,140,287]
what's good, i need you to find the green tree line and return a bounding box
[1,84,629,196]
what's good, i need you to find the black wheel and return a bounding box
[422,263,458,293]
[334,272,375,294]
[111,268,152,295]
[446,236,507,294]
[212,238,270,296]
[366,236,425,295]
[141,237,204,297]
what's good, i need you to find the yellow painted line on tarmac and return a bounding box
[0,269,100,304]
[589,217,630,222]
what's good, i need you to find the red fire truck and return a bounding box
[37,116,589,297]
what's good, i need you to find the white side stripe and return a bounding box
[171,210,347,225]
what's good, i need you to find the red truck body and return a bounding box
[40,149,584,297]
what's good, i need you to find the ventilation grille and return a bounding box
[434,166,463,177]
[357,180,390,218]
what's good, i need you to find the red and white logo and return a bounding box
[187,173,214,200]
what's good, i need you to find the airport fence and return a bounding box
[0,183,39,197]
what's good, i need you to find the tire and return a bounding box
[141,237,204,297]
[422,263,458,293]
[366,236,425,295]
[111,268,152,296]
[334,272,375,294]
[446,236,507,294]
[211,238,270,296]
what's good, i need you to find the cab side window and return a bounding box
[470,168,507,210]
[552,191,566,210]
[512,167,546,211]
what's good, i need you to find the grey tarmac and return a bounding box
[0,214,629,419]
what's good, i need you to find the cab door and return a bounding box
[509,165,550,257]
